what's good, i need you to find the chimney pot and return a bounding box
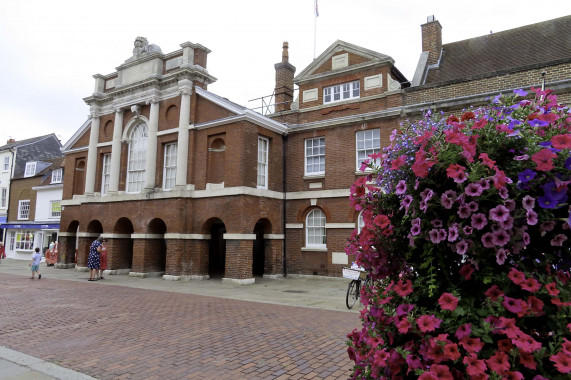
[7,138,16,144]
[282,41,289,63]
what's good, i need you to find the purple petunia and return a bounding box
[410,224,421,236]
[431,219,443,228]
[458,204,472,218]
[496,248,508,265]
[482,232,495,248]
[463,226,473,235]
[551,234,568,246]
[465,183,483,197]
[522,195,535,210]
[518,169,536,182]
[471,213,488,230]
[565,155,571,170]
[499,216,513,230]
[489,205,510,222]
[513,89,528,97]
[456,240,469,255]
[492,230,510,246]
[401,195,413,212]
[537,194,558,209]
[395,180,407,195]
[522,232,530,245]
[467,201,478,212]
[526,210,538,225]
[514,154,529,161]
[448,224,459,242]
[420,188,434,201]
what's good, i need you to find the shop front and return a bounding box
[0,223,59,260]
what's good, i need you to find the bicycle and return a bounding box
[343,266,369,309]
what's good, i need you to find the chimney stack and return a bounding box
[421,15,442,66]
[274,42,296,113]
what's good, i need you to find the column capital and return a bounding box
[113,106,126,114]
[179,87,193,96]
[89,106,101,119]
[146,97,160,105]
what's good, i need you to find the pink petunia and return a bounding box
[519,352,537,370]
[416,314,442,332]
[438,292,459,311]
[463,354,487,376]
[551,234,568,246]
[546,282,560,296]
[503,296,524,314]
[465,182,483,196]
[485,284,503,301]
[520,277,541,292]
[471,213,487,230]
[550,133,571,149]
[531,148,557,171]
[459,264,475,280]
[486,351,510,374]
[455,323,472,340]
[508,268,526,285]
[390,155,407,170]
[393,279,413,297]
[460,337,484,353]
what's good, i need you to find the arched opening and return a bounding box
[113,217,134,271]
[147,218,167,273]
[83,220,103,266]
[65,220,80,264]
[253,219,272,277]
[206,218,226,277]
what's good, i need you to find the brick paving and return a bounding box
[0,273,359,379]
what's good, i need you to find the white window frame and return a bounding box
[14,230,35,251]
[50,201,61,218]
[323,80,360,104]
[101,153,111,195]
[257,136,269,189]
[126,123,148,194]
[18,200,30,220]
[9,231,15,251]
[305,208,326,248]
[1,187,6,208]
[51,168,63,183]
[163,143,177,191]
[3,156,9,172]
[24,162,36,177]
[305,137,325,176]
[356,129,381,170]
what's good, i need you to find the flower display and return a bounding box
[346,88,570,378]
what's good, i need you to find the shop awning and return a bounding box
[0,223,60,229]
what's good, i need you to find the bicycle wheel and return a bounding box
[346,280,360,309]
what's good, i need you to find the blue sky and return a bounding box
[1,0,569,145]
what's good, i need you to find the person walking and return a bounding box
[87,236,103,281]
[98,239,107,280]
[29,247,42,279]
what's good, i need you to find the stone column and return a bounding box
[176,87,192,187]
[84,109,101,195]
[144,98,160,192]
[108,108,124,194]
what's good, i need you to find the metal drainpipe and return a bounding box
[282,133,288,277]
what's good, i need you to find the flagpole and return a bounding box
[313,0,317,59]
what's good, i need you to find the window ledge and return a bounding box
[301,247,328,252]
[303,174,325,180]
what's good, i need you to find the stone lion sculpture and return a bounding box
[126,36,162,62]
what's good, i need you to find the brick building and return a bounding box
[58,16,571,281]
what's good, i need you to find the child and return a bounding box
[29,247,42,279]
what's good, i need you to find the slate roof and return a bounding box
[425,15,571,84]
[3,134,63,177]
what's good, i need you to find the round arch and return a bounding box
[203,217,226,277]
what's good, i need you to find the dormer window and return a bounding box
[24,162,37,177]
[51,168,63,183]
[323,80,360,104]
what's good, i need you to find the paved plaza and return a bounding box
[0,259,361,379]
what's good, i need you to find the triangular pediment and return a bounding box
[294,40,394,84]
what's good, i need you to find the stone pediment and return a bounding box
[294,40,394,85]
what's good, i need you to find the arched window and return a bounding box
[127,123,147,193]
[357,211,365,233]
[306,208,326,247]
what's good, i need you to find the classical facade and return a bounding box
[58,15,571,281]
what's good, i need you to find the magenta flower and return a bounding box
[412,217,421,226]
[419,188,434,201]
[416,314,442,332]
[503,296,524,314]
[438,292,459,311]
[499,216,513,230]
[467,201,478,212]
[441,194,454,209]
[471,213,488,230]
[431,219,443,227]
[400,195,412,211]
[410,224,421,236]
[550,351,571,374]
[395,180,407,195]
[448,225,459,242]
[463,225,473,235]
[522,232,530,245]
[520,277,541,292]
[455,323,472,340]
[489,205,510,222]
[508,268,526,285]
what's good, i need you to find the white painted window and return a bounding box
[305,137,325,176]
[15,230,34,251]
[1,188,6,208]
[306,208,326,247]
[257,137,269,189]
[101,154,111,194]
[24,162,36,177]
[357,211,365,232]
[9,231,15,251]
[127,123,148,193]
[18,200,30,220]
[50,201,61,217]
[163,143,177,190]
[356,129,381,170]
[51,168,63,183]
[323,80,360,104]
[3,156,9,171]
